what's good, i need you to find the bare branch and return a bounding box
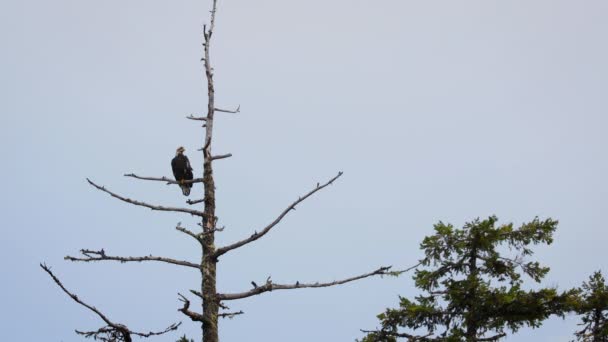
[176,224,202,243]
[217,265,391,301]
[178,294,204,322]
[214,172,343,259]
[65,249,200,269]
[218,311,244,319]
[41,263,115,326]
[186,198,205,205]
[124,173,204,185]
[87,179,205,217]
[214,105,240,114]
[130,323,182,338]
[187,115,207,121]
[190,289,203,299]
[41,263,180,341]
[210,153,232,161]
[388,262,422,277]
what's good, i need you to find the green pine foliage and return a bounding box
[362,216,577,341]
[575,271,608,341]
[176,335,194,342]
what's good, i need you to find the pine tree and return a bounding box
[575,271,608,341]
[362,216,576,341]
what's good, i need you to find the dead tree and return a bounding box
[44,1,393,341]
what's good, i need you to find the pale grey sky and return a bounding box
[1,0,607,341]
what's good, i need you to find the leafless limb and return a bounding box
[40,263,181,342]
[65,249,200,269]
[218,310,244,319]
[186,115,207,121]
[175,223,202,242]
[189,289,203,299]
[388,262,422,276]
[210,153,232,161]
[123,173,204,185]
[214,172,343,259]
[87,179,205,217]
[186,198,205,205]
[217,265,391,301]
[214,105,240,114]
[178,294,204,322]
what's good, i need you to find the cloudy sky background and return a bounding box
[1,0,607,340]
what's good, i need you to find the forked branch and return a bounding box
[217,265,391,301]
[87,179,205,217]
[40,263,181,342]
[178,294,204,322]
[214,172,343,259]
[65,249,200,269]
[124,173,204,185]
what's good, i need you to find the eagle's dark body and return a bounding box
[171,153,193,196]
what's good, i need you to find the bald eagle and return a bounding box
[171,146,193,196]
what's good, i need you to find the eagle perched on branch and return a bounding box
[171,146,193,196]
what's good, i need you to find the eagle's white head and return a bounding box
[176,146,186,155]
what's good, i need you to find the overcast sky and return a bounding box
[1,0,607,341]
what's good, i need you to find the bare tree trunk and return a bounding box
[201,159,218,342]
[201,1,219,341]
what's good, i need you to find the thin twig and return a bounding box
[176,223,202,242]
[214,172,343,259]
